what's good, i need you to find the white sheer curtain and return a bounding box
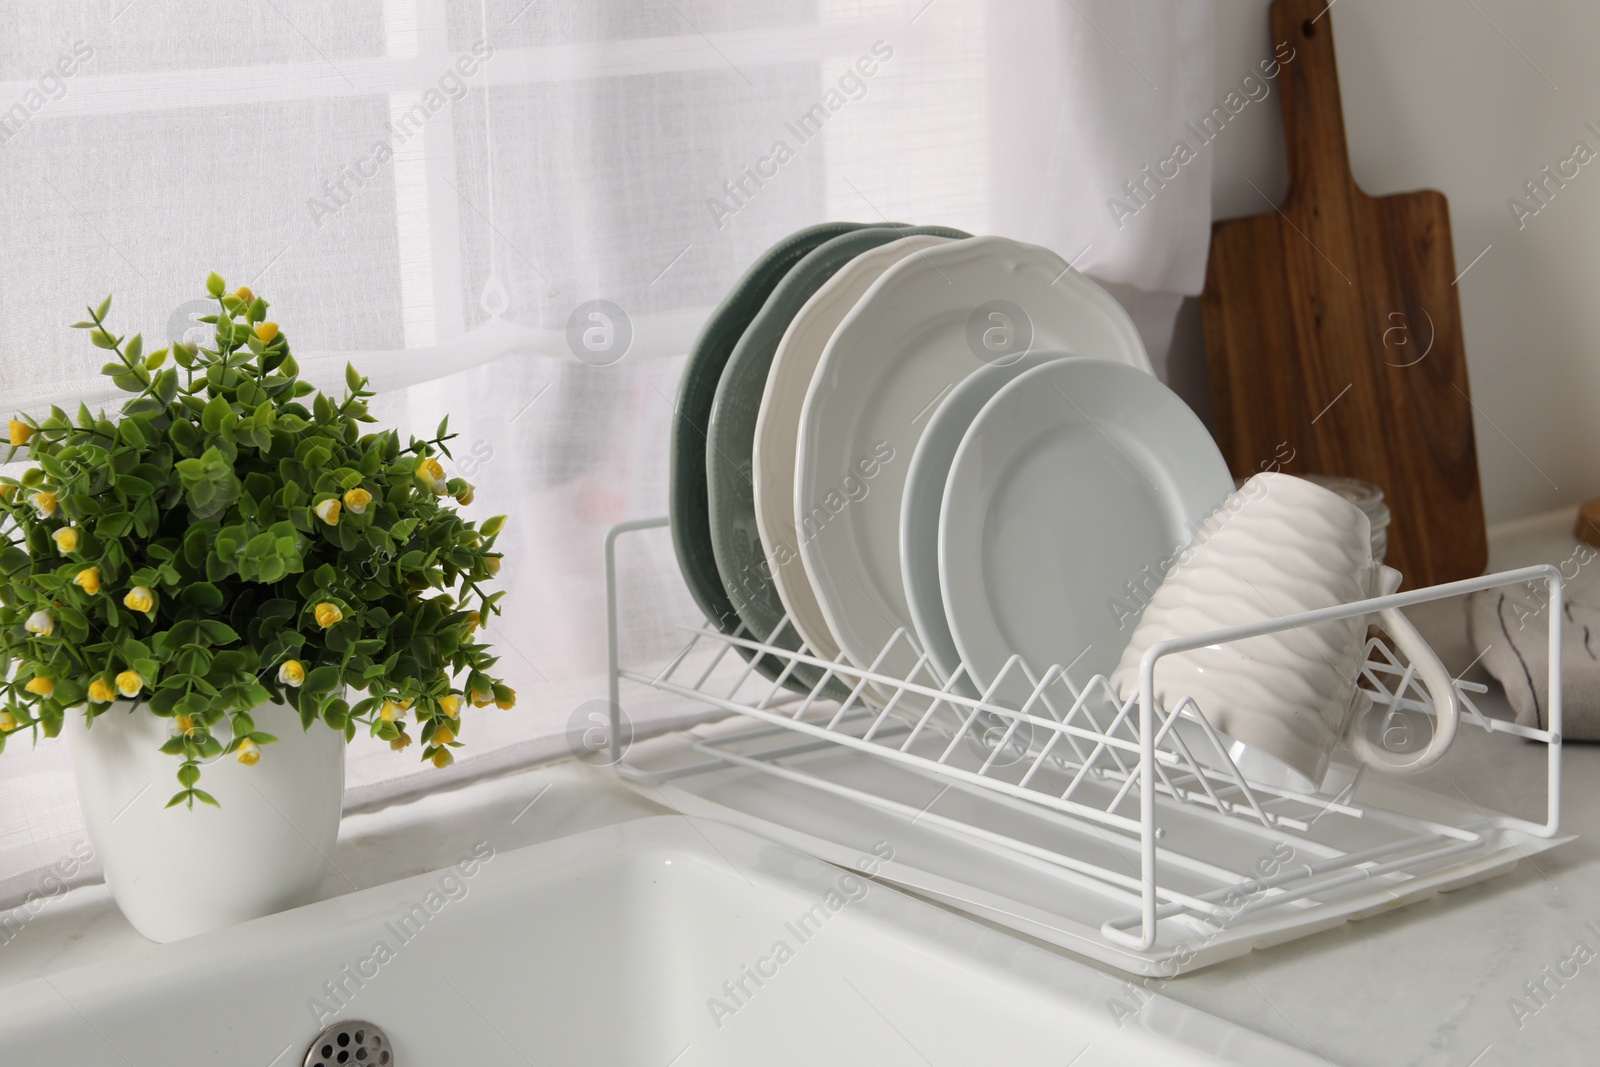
[0,0,1214,908]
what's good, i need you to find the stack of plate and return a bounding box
[670,224,1235,712]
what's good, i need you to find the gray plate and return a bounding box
[707,226,969,699]
[670,222,875,688]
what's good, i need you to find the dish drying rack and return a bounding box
[602,517,1566,970]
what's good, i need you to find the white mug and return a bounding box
[1109,472,1459,792]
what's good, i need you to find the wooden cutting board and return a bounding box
[1202,0,1487,589]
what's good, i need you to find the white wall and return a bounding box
[1170,0,1600,524]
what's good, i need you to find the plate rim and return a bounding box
[750,232,967,664]
[708,225,967,695]
[794,234,1153,677]
[937,356,1234,697]
[899,349,1072,697]
[669,221,870,647]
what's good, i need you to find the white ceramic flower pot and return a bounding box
[65,699,344,943]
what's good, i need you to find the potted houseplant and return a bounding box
[0,273,514,942]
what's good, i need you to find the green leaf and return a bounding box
[201,395,232,434]
[206,272,225,297]
[117,474,156,497]
[149,689,183,715]
[180,582,225,611]
[192,789,220,808]
[303,665,340,695]
[170,418,200,452]
[199,620,239,645]
[153,367,180,405]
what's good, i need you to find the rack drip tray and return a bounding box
[612,713,1572,977]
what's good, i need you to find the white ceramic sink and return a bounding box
[2,816,1319,1065]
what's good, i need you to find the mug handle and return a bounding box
[1343,601,1460,775]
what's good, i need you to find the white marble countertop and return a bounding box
[2,509,1594,1067]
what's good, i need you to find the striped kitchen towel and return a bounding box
[1466,586,1599,739]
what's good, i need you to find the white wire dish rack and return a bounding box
[602,517,1570,976]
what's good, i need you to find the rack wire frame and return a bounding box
[603,516,1564,952]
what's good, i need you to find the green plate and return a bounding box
[670,222,875,687]
[707,226,971,700]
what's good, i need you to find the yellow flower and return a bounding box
[24,610,53,636]
[455,483,475,506]
[416,457,448,495]
[52,527,80,553]
[88,678,115,703]
[115,671,143,698]
[32,491,57,517]
[254,322,279,344]
[431,747,454,769]
[380,698,410,722]
[233,285,254,304]
[495,688,516,711]
[464,611,480,634]
[277,660,305,687]
[8,419,34,447]
[237,738,261,765]
[343,487,372,514]
[438,694,461,720]
[433,724,456,746]
[471,687,494,708]
[485,556,501,576]
[390,731,412,752]
[174,714,195,735]
[124,586,154,613]
[73,567,101,595]
[313,498,341,526]
[0,710,17,732]
[314,602,343,629]
[24,677,53,697]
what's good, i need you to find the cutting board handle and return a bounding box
[1271,0,1354,203]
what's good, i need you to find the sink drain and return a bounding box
[304,1020,392,1066]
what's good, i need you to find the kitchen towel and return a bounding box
[1466,585,1600,739]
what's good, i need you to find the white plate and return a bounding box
[900,350,1070,698]
[752,235,958,664]
[940,358,1233,703]
[796,236,1152,695]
